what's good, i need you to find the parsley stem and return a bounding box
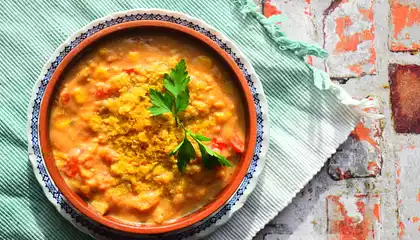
[178,119,184,129]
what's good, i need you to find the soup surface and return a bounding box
[49,31,246,224]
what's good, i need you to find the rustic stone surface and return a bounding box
[389,64,420,133]
[324,0,376,78]
[390,0,420,52]
[255,1,415,239]
[329,114,382,180]
[395,147,420,239]
[327,194,380,240]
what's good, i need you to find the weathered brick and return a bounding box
[327,194,380,240]
[324,0,376,78]
[390,0,420,52]
[389,64,420,133]
[329,113,382,180]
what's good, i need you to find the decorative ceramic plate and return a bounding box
[27,9,269,239]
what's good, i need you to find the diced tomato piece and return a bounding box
[63,148,81,177]
[124,68,135,74]
[94,83,111,99]
[211,138,227,151]
[60,92,70,104]
[230,136,244,153]
[63,158,79,177]
[94,88,109,98]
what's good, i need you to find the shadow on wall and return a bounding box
[253,165,335,240]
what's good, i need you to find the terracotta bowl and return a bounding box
[38,20,257,234]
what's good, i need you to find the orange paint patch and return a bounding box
[412,216,420,223]
[391,1,420,38]
[362,107,377,113]
[306,56,313,65]
[334,7,375,52]
[417,191,420,202]
[335,29,375,53]
[396,159,401,177]
[399,221,405,238]
[408,7,420,27]
[263,1,281,18]
[367,162,378,171]
[409,145,416,149]
[351,123,377,147]
[335,16,357,52]
[328,2,376,75]
[391,0,420,51]
[335,202,370,239]
[328,196,378,240]
[349,64,363,75]
[328,195,340,202]
[359,8,374,21]
[369,41,376,65]
[373,204,380,222]
[392,1,409,39]
[392,42,420,51]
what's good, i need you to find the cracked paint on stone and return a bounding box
[327,194,380,240]
[390,0,420,52]
[324,0,376,78]
[329,103,382,180]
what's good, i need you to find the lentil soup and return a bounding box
[49,30,247,224]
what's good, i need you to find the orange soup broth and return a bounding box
[49,30,247,224]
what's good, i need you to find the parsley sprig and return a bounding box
[148,59,232,172]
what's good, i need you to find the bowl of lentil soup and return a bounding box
[32,11,265,237]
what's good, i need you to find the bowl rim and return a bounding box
[37,20,257,234]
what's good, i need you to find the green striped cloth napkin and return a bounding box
[0,0,362,239]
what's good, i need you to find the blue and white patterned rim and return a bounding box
[27,9,269,240]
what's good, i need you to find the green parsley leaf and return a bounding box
[163,59,191,116]
[188,132,211,142]
[163,59,190,98]
[198,144,217,169]
[148,89,173,116]
[198,143,232,170]
[169,140,183,157]
[189,133,232,169]
[176,136,196,172]
[175,88,189,113]
[206,147,232,167]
